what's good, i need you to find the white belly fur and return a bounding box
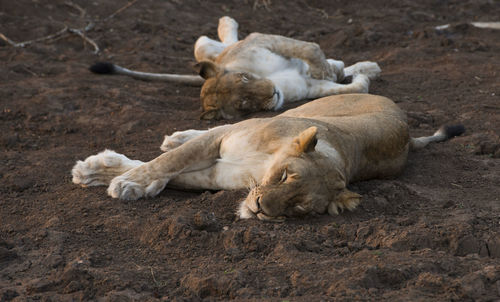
[224,48,311,102]
[224,48,306,76]
[169,131,272,190]
[216,131,271,188]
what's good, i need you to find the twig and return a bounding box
[0,33,17,47]
[68,28,100,54]
[84,21,95,32]
[64,1,86,19]
[302,1,329,19]
[1,25,99,54]
[21,65,39,77]
[0,26,68,48]
[150,267,158,284]
[103,0,138,23]
[150,267,167,288]
[0,0,137,55]
[253,0,271,11]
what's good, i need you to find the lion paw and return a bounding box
[161,130,206,152]
[219,16,238,29]
[107,171,167,200]
[309,62,335,81]
[218,16,239,45]
[347,62,381,80]
[160,132,187,152]
[72,150,140,186]
[327,59,345,82]
[107,176,145,200]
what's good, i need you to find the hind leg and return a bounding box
[72,150,144,187]
[160,126,225,152]
[217,16,239,45]
[194,17,239,62]
[327,59,345,82]
[194,36,226,62]
[306,73,371,98]
[344,61,381,80]
[161,129,209,152]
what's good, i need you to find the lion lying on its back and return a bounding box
[91,17,381,119]
[72,94,464,221]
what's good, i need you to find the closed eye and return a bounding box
[241,74,250,83]
[280,170,287,183]
[294,205,307,214]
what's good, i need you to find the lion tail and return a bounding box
[89,62,205,86]
[410,124,465,150]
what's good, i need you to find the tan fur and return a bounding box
[93,17,380,120]
[194,17,381,119]
[72,94,430,221]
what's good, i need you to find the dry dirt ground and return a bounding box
[1,0,500,301]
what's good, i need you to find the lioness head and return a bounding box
[195,61,284,120]
[238,126,362,221]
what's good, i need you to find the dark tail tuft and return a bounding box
[89,62,115,74]
[438,124,466,139]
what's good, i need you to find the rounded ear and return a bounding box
[194,61,220,79]
[199,109,222,120]
[292,126,318,154]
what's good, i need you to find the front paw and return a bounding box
[107,171,167,201]
[309,63,335,81]
[107,176,145,200]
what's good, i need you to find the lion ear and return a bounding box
[199,109,222,120]
[328,188,362,215]
[194,61,220,79]
[292,126,318,154]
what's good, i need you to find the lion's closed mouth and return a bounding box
[256,212,286,222]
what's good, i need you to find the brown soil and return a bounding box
[1,0,500,301]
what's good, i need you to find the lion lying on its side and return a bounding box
[91,16,381,120]
[72,94,464,221]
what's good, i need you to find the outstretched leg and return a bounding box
[72,150,144,187]
[307,74,370,98]
[344,61,381,80]
[217,16,239,45]
[194,16,239,62]
[108,127,228,200]
[194,36,226,62]
[306,61,381,98]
